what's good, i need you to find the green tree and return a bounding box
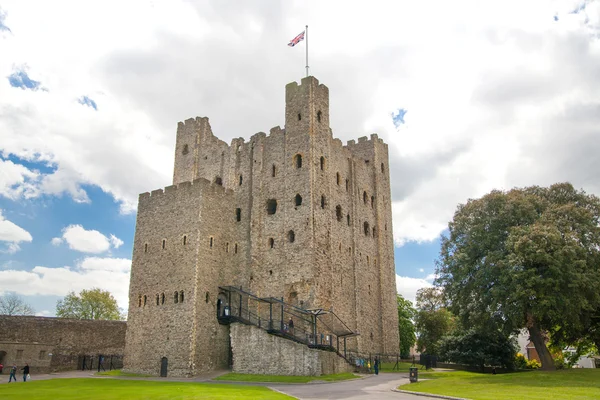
[436,183,600,370]
[56,288,123,320]
[414,288,457,355]
[397,294,416,358]
[0,293,35,315]
[438,328,517,371]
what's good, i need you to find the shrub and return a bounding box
[515,353,528,369]
[526,359,541,369]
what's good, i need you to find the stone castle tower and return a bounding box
[124,76,399,377]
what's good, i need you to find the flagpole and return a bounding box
[305,25,309,77]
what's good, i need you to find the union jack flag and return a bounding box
[288,30,305,47]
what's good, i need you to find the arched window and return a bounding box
[364,221,370,236]
[272,164,276,177]
[363,191,368,204]
[269,238,274,248]
[266,199,277,215]
[321,195,326,209]
[295,194,302,206]
[320,156,325,171]
[182,144,189,155]
[174,292,179,304]
[336,172,340,185]
[180,291,184,303]
[295,154,302,168]
[236,208,241,222]
[288,230,295,243]
[336,205,342,221]
[161,293,165,305]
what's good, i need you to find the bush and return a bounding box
[515,353,528,369]
[526,359,541,369]
[439,329,517,370]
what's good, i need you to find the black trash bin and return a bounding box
[409,367,418,383]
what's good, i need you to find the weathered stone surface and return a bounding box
[124,76,399,377]
[0,316,126,373]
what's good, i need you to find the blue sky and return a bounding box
[1,0,599,316]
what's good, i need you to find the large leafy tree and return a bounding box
[0,293,35,316]
[56,288,123,320]
[436,183,600,370]
[397,294,416,358]
[414,288,457,355]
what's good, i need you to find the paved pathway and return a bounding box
[270,373,427,400]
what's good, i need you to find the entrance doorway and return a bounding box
[160,357,168,377]
[0,351,6,373]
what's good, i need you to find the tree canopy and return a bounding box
[0,293,35,316]
[414,287,457,355]
[56,288,123,320]
[436,183,600,370]
[397,294,416,358]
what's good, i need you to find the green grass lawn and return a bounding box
[0,378,293,400]
[380,361,433,373]
[399,368,600,400]
[214,372,359,383]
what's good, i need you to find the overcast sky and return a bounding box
[0,0,599,315]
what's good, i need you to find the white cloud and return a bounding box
[57,225,124,253]
[396,274,433,305]
[0,209,32,253]
[61,225,110,253]
[109,234,124,249]
[0,257,131,309]
[419,268,424,273]
[0,0,598,242]
[35,310,52,317]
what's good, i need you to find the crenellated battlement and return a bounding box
[139,177,234,205]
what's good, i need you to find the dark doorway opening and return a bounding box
[160,357,168,377]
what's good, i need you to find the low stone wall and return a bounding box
[0,316,126,374]
[230,323,353,376]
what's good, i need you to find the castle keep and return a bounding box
[124,76,399,377]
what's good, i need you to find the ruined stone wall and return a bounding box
[0,316,126,373]
[230,323,353,376]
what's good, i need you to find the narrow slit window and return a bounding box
[336,172,340,185]
[226,242,229,253]
[295,154,302,168]
[298,113,302,121]
[336,205,343,221]
[234,243,238,253]
[321,195,326,209]
[272,164,276,177]
[215,176,222,185]
[174,292,179,304]
[363,191,368,204]
[371,196,375,208]
[138,295,142,307]
[269,238,275,248]
[205,292,210,303]
[144,243,148,253]
[345,179,349,191]
[236,208,241,222]
[183,236,187,245]
[381,163,385,173]
[239,175,243,185]
[162,239,166,249]
[180,291,184,303]
[364,221,370,236]
[288,230,295,243]
[295,194,302,206]
[347,214,350,226]
[317,110,322,123]
[182,144,189,155]
[266,199,277,215]
[209,237,213,248]
[156,294,159,305]
[161,293,165,305]
[144,295,147,306]
[320,156,325,171]
[372,227,376,237]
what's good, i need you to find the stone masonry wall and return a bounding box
[0,316,126,373]
[230,323,353,376]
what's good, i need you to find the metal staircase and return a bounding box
[216,286,359,358]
